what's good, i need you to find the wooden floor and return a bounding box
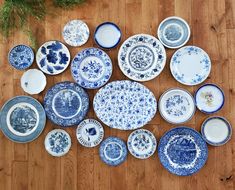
[0,0,235,189]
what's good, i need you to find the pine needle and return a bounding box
[53,0,85,8]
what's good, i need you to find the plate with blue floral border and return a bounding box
[118,34,166,81]
[99,136,127,166]
[36,41,70,75]
[127,129,157,159]
[44,81,89,127]
[8,44,34,70]
[170,46,211,85]
[158,127,208,176]
[71,48,112,89]
[0,96,46,143]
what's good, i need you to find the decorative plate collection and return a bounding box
[1,17,232,176]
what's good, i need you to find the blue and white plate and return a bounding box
[118,34,166,81]
[170,46,211,86]
[157,16,190,49]
[8,44,34,70]
[44,81,89,127]
[127,129,157,159]
[99,136,127,166]
[158,127,208,176]
[0,96,46,143]
[36,41,70,75]
[93,80,157,130]
[71,48,112,89]
[44,129,71,157]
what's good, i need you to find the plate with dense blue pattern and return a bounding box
[170,46,211,85]
[93,80,157,130]
[118,34,166,81]
[8,44,34,70]
[71,48,112,89]
[158,127,208,176]
[99,137,127,166]
[127,129,157,159]
[44,81,89,127]
[36,41,70,75]
[0,96,46,143]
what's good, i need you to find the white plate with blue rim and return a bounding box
[157,16,191,49]
[71,47,112,89]
[170,46,211,86]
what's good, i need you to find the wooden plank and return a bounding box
[12,161,28,190]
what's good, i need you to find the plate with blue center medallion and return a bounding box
[36,41,70,75]
[71,48,112,89]
[118,34,166,81]
[44,81,89,127]
[158,127,208,176]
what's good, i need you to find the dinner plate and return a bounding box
[170,46,211,85]
[44,81,89,127]
[118,34,166,81]
[71,47,112,89]
[158,127,208,176]
[0,96,46,143]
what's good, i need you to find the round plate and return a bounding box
[62,20,89,47]
[159,88,195,124]
[195,84,224,114]
[8,44,34,70]
[201,116,232,146]
[99,137,127,166]
[170,46,211,85]
[127,129,157,159]
[44,129,71,157]
[93,80,157,130]
[71,47,112,89]
[21,69,47,95]
[118,34,166,81]
[76,119,104,147]
[158,127,208,176]
[157,16,190,49]
[0,96,46,143]
[44,81,89,127]
[36,41,70,75]
[94,22,121,49]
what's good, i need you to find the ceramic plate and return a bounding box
[44,81,89,127]
[8,44,34,70]
[118,34,166,81]
[158,127,208,176]
[158,16,190,49]
[36,41,70,75]
[99,136,127,166]
[201,116,232,146]
[76,119,104,147]
[71,48,112,89]
[127,129,157,159]
[170,46,211,85]
[0,96,46,143]
[62,19,89,47]
[159,88,195,124]
[44,129,71,157]
[93,80,157,130]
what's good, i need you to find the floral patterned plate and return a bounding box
[118,34,166,81]
[170,46,211,85]
[71,48,112,89]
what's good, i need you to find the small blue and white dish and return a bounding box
[158,16,191,49]
[71,47,112,89]
[44,81,89,127]
[94,22,121,49]
[158,127,208,176]
[36,41,70,75]
[8,44,34,70]
[44,129,71,157]
[0,96,46,143]
[99,136,127,166]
